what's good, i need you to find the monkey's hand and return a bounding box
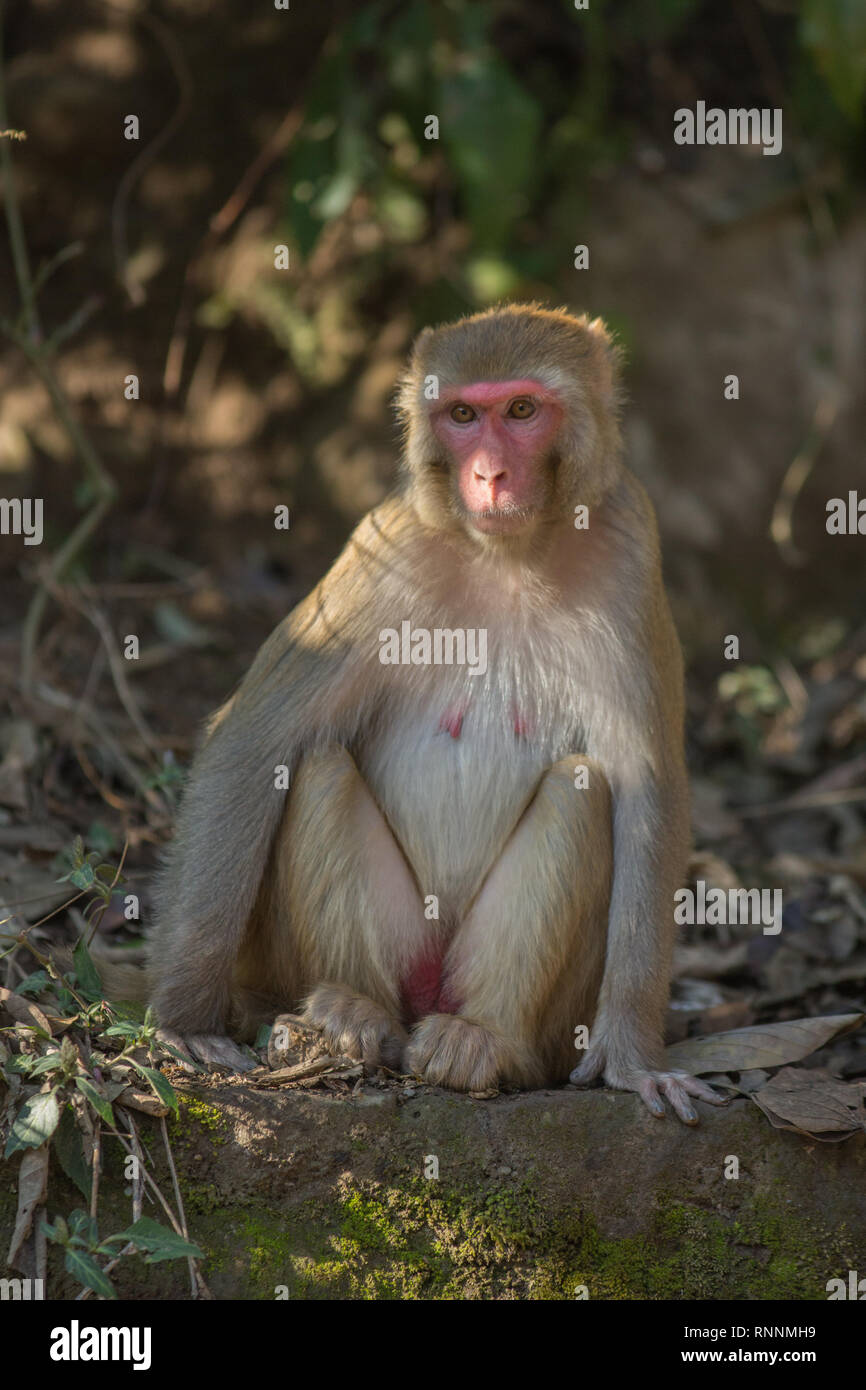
[570,1048,726,1125]
[156,1027,258,1075]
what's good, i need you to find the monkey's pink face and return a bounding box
[430,379,563,535]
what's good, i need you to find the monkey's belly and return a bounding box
[357,714,557,917]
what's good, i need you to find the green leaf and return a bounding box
[68,861,96,890]
[64,1247,116,1299]
[438,50,541,254]
[103,1022,141,1039]
[108,998,148,1023]
[129,1061,179,1115]
[86,820,118,856]
[801,0,866,119]
[153,601,214,649]
[68,1208,98,1243]
[42,1214,69,1245]
[75,1076,115,1127]
[15,970,50,998]
[4,1052,37,1075]
[52,1104,92,1202]
[28,1051,64,1076]
[5,1090,60,1157]
[110,1216,203,1264]
[73,937,104,1003]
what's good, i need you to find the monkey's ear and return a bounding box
[582,315,623,407]
[410,325,435,362]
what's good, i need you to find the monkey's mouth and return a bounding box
[465,505,537,536]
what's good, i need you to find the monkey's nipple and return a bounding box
[437,708,465,739]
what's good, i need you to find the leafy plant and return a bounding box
[0,855,205,1297]
[43,1211,202,1300]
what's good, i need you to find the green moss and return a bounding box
[177,1096,229,1138]
[175,1172,850,1301]
[3,1089,858,1300]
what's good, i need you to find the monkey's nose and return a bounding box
[473,467,508,493]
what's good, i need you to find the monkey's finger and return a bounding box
[656,1075,699,1125]
[672,1073,728,1106]
[637,1076,667,1118]
[186,1033,258,1073]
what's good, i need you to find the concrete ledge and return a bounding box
[4,1085,864,1299]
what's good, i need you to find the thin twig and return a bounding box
[76,1114,145,1300]
[0,12,39,340]
[769,390,841,566]
[108,1127,187,1236]
[33,680,167,810]
[46,581,164,763]
[89,1121,102,1223]
[160,1113,196,1298]
[164,104,303,398]
[106,2,193,304]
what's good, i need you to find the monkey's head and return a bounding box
[397,303,623,547]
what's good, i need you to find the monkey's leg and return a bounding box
[258,744,431,1069]
[407,755,613,1092]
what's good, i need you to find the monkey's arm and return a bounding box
[570,481,725,1122]
[149,499,410,1049]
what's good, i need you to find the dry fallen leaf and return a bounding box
[751,1066,866,1141]
[267,1013,328,1069]
[0,986,59,1036]
[8,1143,49,1267]
[0,857,70,922]
[673,942,750,980]
[663,1012,864,1074]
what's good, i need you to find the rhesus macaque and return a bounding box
[150,303,723,1123]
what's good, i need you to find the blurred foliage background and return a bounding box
[0,0,864,826]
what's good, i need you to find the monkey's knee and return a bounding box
[281,743,369,862]
[537,755,612,850]
[545,753,610,798]
[288,743,360,811]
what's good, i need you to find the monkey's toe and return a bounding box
[187,1034,258,1073]
[407,1013,537,1091]
[636,1070,728,1124]
[156,1026,255,1074]
[185,1034,258,1073]
[301,982,408,1070]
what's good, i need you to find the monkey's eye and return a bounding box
[449,403,476,424]
[507,398,536,419]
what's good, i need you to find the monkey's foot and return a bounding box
[156,1027,257,1074]
[301,982,408,1070]
[633,1070,727,1124]
[406,1013,538,1091]
[570,1054,726,1125]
